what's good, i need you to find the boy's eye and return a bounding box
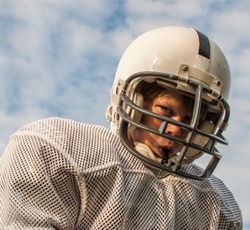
[160,106,173,116]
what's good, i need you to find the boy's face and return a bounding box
[128,89,193,159]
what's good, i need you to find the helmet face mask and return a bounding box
[106,26,231,180]
[116,72,229,179]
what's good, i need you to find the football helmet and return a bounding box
[106,26,231,180]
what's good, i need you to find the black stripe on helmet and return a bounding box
[195,30,210,59]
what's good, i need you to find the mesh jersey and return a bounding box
[0,117,242,229]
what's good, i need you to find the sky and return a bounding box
[0,0,249,228]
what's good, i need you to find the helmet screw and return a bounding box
[182,65,189,72]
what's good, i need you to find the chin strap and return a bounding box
[182,120,215,164]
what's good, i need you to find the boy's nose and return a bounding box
[165,116,181,137]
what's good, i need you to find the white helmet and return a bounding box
[106,26,231,180]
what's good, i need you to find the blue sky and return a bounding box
[0,0,249,228]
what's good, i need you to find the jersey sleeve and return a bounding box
[0,128,81,229]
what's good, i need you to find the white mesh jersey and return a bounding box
[0,117,242,229]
